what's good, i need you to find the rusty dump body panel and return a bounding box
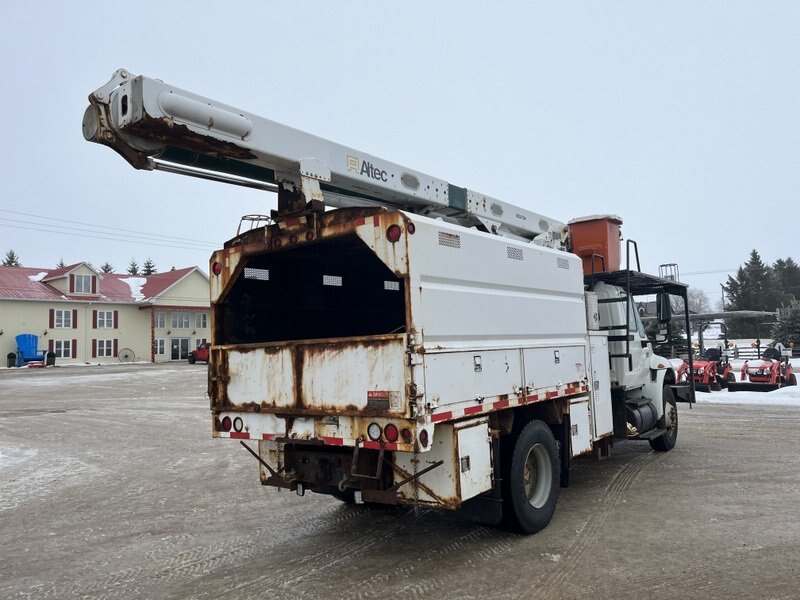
[209,207,413,421]
[212,334,408,416]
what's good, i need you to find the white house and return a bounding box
[0,263,210,365]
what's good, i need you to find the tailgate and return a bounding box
[212,334,408,416]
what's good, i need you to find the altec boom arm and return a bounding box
[83,68,563,242]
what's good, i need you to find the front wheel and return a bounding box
[649,386,678,452]
[188,354,196,364]
[788,373,797,386]
[503,420,560,534]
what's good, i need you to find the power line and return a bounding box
[0,217,218,251]
[0,208,220,246]
[681,269,737,276]
[0,222,219,253]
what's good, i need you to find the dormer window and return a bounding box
[75,274,92,293]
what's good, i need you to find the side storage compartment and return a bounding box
[588,332,613,439]
[569,399,592,457]
[394,417,492,508]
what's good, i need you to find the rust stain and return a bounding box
[128,114,257,160]
[391,462,457,508]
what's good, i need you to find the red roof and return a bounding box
[0,266,205,304]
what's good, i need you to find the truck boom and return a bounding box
[84,69,694,534]
[83,68,563,243]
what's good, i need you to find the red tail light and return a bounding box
[212,262,222,275]
[419,429,429,448]
[384,423,399,443]
[386,224,402,243]
[406,222,416,234]
[401,428,413,443]
[221,416,232,432]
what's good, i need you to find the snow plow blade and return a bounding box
[727,382,781,393]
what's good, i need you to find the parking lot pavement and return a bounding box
[1,363,799,599]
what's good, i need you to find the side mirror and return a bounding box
[656,293,672,323]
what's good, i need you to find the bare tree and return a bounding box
[687,288,711,314]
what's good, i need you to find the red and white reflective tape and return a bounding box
[216,380,588,446]
[276,216,308,229]
[428,381,589,425]
[218,430,399,452]
[217,431,278,440]
[354,215,382,228]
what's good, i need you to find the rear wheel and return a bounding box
[503,420,560,534]
[188,354,196,364]
[650,386,678,452]
[788,374,797,386]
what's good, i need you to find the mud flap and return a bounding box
[671,383,695,403]
[458,494,504,526]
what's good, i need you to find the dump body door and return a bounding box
[213,334,408,416]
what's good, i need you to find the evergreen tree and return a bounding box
[127,258,140,275]
[142,258,157,275]
[56,258,66,268]
[773,257,800,303]
[100,262,114,273]
[724,250,782,337]
[773,300,800,347]
[2,249,22,266]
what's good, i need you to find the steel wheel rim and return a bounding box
[665,402,677,436]
[523,442,552,509]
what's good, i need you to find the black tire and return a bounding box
[503,420,560,534]
[727,372,736,383]
[650,386,678,452]
[788,374,797,386]
[188,354,196,364]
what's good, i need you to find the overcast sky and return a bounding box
[1,1,797,303]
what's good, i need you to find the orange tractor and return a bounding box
[729,345,796,392]
[677,346,736,392]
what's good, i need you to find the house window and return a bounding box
[196,338,208,348]
[75,275,92,293]
[195,312,208,329]
[97,310,113,328]
[155,338,166,355]
[55,309,72,328]
[154,312,166,329]
[171,311,190,329]
[54,339,72,358]
[97,339,114,357]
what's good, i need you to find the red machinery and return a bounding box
[729,346,797,392]
[188,342,210,364]
[677,346,736,392]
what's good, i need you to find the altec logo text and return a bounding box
[347,155,388,182]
